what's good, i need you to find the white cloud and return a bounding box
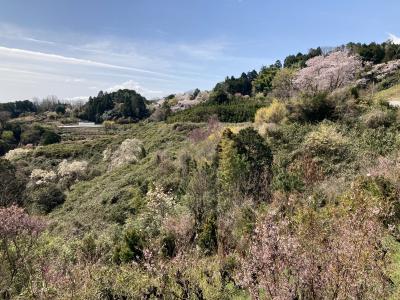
[389,33,400,44]
[106,80,163,98]
[0,46,174,78]
[0,23,55,45]
[0,23,256,101]
[65,95,89,102]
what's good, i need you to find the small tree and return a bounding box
[0,159,25,207]
[0,111,11,130]
[271,68,296,99]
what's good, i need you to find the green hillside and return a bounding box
[3,42,400,299]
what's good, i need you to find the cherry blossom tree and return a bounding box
[294,50,363,93]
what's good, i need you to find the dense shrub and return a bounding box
[29,183,65,213]
[0,139,11,156]
[0,206,45,297]
[301,123,351,171]
[114,228,144,263]
[105,139,145,171]
[254,100,287,124]
[288,92,336,123]
[1,131,16,144]
[40,130,61,145]
[362,108,395,128]
[238,193,391,299]
[197,215,218,255]
[83,89,149,123]
[217,128,273,201]
[0,159,25,207]
[167,101,263,123]
[160,233,177,258]
[20,126,43,145]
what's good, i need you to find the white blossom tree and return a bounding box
[294,50,363,93]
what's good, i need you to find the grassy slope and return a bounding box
[46,122,201,237]
[374,83,400,102]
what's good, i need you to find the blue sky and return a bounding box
[0,0,399,101]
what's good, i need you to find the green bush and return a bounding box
[197,215,218,255]
[1,130,16,144]
[41,130,61,145]
[362,108,395,128]
[0,158,25,206]
[0,139,11,156]
[289,92,336,123]
[359,127,399,156]
[20,125,44,145]
[302,123,350,162]
[114,228,144,263]
[29,183,65,213]
[167,101,263,123]
[255,100,288,124]
[161,233,177,258]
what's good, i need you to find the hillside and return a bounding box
[3,42,400,299]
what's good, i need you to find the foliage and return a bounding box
[197,215,218,255]
[271,67,296,99]
[217,128,273,201]
[213,71,257,96]
[30,169,57,186]
[0,100,37,118]
[283,47,323,68]
[0,206,46,297]
[82,89,150,123]
[105,138,145,171]
[167,101,263,123]
[0,159,25,207]
[4,148,31,161]
[255,99,288,124]
[288,92,336,123]
[348,41,400,64]
[252,60,282,94]
[29,183,65,213]
[302,123,351,165]
[6,39,400,299]
[114,228,144,263]
[238,188,391,299]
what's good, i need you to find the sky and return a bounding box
[0,0,400,102]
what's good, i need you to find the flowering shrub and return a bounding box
[107,139,145,171]
[30,168,57,185]
[302,123,350,162]
[57,159,88,177]
[0,206,46,296]
[4,148,31,160]
[254,100,288,124]
[146,185,175,219]
[238,193,390,299]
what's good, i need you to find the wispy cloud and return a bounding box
[0,23,55,45]
[389,33,400,44]
[0,22,258,101]
[177,40,229,60]
[0,46,175,78]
